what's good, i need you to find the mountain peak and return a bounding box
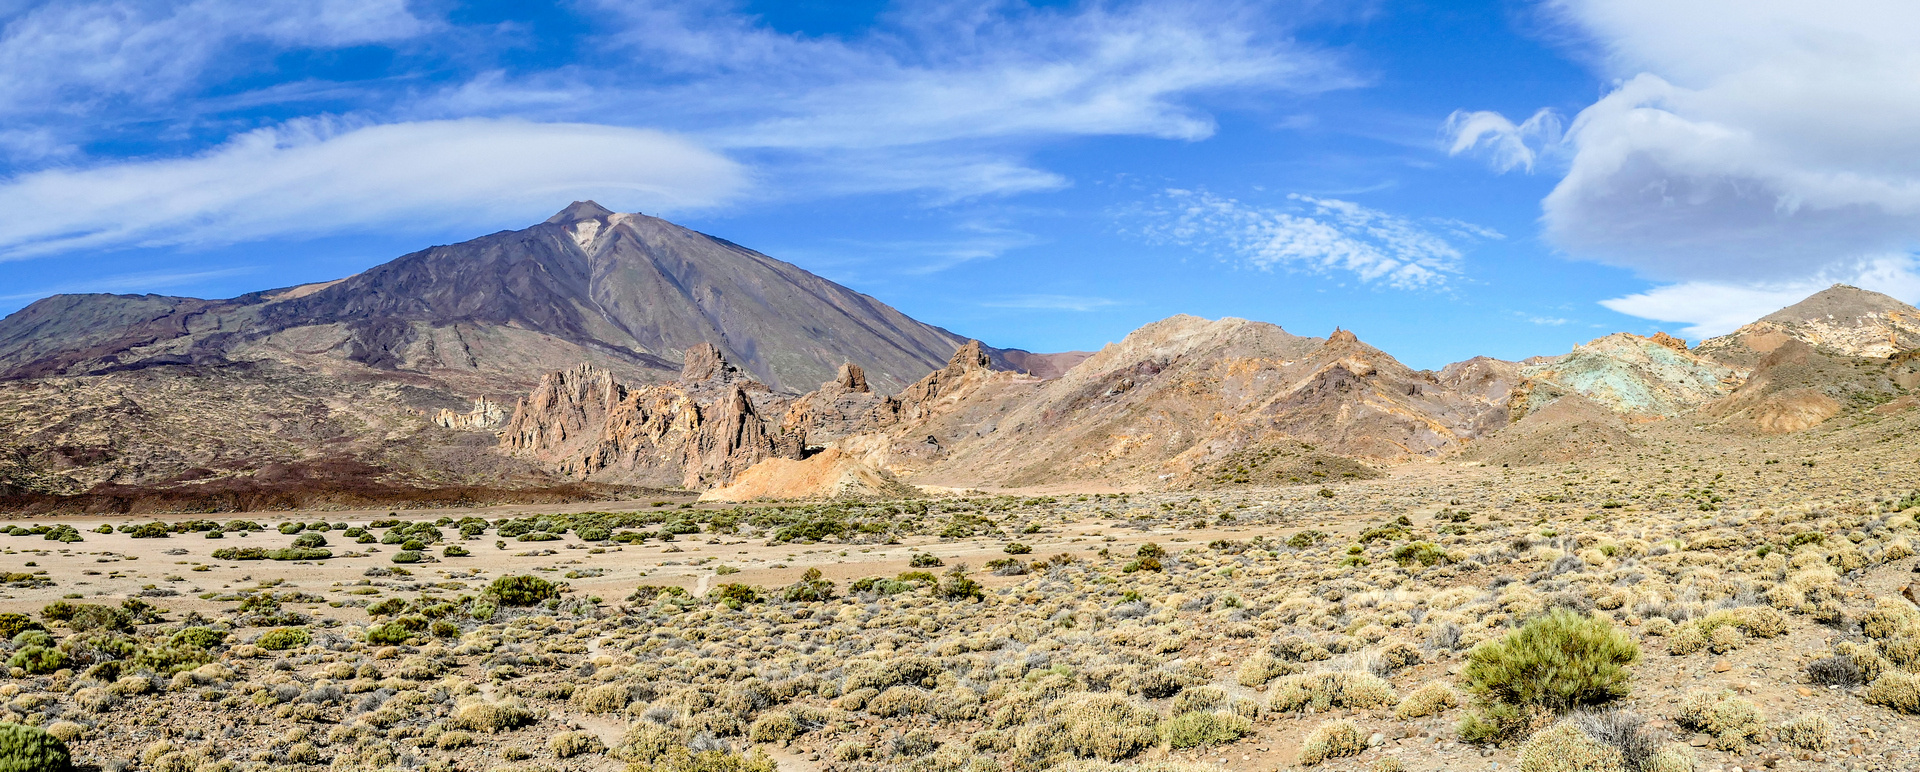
[1762,283,1917,325]
[545,200,616,224]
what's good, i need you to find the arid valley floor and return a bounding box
[4,403,1920,772]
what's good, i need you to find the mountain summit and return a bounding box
[0,202,979,394]
[1699,283,1920,364]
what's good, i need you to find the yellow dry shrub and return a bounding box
[549,730,606,758]
[1267,671,1397,713]
[1673,691,1764,751]
[450,697,536,733]
[1865,671,1920,714]
[1394,682,1458,719]
[1515,722,1624,772]
[1296,719,1365,766]
[575,683,630,713]
[1775,713,1832,750]
[1009,693,1159,769]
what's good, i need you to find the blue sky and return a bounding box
[3,0,1919,369]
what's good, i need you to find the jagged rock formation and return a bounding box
[498,347,801,488]
[780,363,898,446]
[1698,284,1920,365]
[1510,333,1743,420]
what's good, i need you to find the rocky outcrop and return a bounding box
[894,340,997,422]
[780,363,900,446]
[1511,333,1744,420]
[1698,284,1920,365]
[434,398,508,430]
[499,347,801,488]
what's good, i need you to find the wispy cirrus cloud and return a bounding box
[1124,189,1497,288]
[0,118,744,259]
[0,266,256,301]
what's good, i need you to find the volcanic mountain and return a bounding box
[0,204,1026,503]
[0,201,992,393]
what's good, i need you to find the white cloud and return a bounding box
[0,0,429,118]
[1129,189,1494,288]
[1599,256,1920,338]
[0,118,745,259]
[983,294,1122,312]
[442,0,1357,201]
[1443,109,1562,173]
[1455,0,1920,284]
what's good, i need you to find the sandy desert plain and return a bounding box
[1,404,1919,772]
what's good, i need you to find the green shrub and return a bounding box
[92,524,114,534]
[366,598,406,617]
[0,722,71,772]
[210,547,267,560]
[265,547,330,560]
[1158,711,1251,748]
[0,614,42,640]
[781,567,835,602]
[577,526,611,541]
[487,575,558,606]
[1390,541,1452,567]
[1004,542,1032,555]
[42,603,132,633]
[364,622,414,646]
[443,545,470,557]
[709,583,761,606]
[909,552,944,568]
[169,627,226,650]
[127,522,169,539]
[937,565,983,601]
[291,532,326,548]
[6,646,67,674]
[278,522,304,534]
[390,550,422,563]
[256,627,310,651]
[1459,610,1639,741]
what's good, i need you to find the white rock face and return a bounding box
[434,398,508,430]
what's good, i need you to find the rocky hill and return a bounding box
[1509,332,1743,420]
[1698,283,1920,365]
[699,316,1515,496]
